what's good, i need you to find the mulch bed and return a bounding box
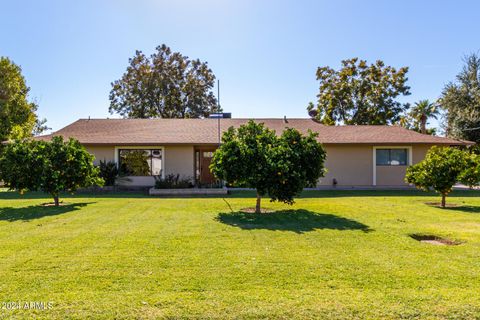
[240,207,275,214]
[410,234,463,246]
[425,202,459,208]
[40,202,67,207]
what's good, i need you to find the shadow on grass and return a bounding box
[442,206,480,213]
[216,209,372,234]
[0,202,94,222]
[0,190,150,200]
[1,189,479,200]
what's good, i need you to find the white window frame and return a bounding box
[372,146,412,186]
[114,146,165,178]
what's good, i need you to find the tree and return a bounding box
[409,99,440,134]
[401,99,440,135]
[439,53,480,143]
[109,44,218,119]
[459,152,480,188]
[210,121,326,213]
[307,58,411,125]
[0,139,44,192]
[405,147,479,208]
[0,137,103,206]
[267,128,327,205]
[0,57,48,142]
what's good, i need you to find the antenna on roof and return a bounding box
[88,116,90,121]
[217,80,221,146]
[217,79,221,112]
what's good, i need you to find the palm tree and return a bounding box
[409,99,440,134]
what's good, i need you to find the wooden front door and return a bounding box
[197,148,216,184]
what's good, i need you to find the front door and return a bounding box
[197,148,216,184]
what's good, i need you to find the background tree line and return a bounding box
[0,57,47,143]
[108,45,480,146]
[307,54,480,144]
[2,46,479,145]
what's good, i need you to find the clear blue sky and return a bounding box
[1,0,478,132]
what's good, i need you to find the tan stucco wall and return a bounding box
[85,145,115,165]
[376,165,408,186]
[319,144,435,187]
[83,143,436,188]
[164,145,195,179]
[412,144,432,163]
[319,144,373,186]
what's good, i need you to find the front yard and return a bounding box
[1,190,480,319]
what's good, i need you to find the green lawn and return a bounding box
[1,190,480,319]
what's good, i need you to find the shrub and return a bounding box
[154,174,193,189]
[98,160,119,186]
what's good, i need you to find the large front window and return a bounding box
[376,148,408,166]
[118,149,163,176]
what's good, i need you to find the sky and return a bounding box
[1,0,479,133]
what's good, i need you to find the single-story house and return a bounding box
[37,117,472,188]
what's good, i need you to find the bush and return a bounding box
[0,137,103,206]
[154,174,193,189]
[98,160,119,186]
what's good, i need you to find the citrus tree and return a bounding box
[0,137,103,206]
[210,121,326,213]
[405,146,479,207]
[0,139,43,192]
[459,152,480,188]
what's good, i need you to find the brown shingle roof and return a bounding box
[36,118,473,146]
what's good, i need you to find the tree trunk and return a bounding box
[420,114,427,134]
[441,194,446,208]
[255,193,261,214]
[53,195,60,207]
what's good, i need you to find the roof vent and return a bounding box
[209,113,231,119]
[284,115,288,123]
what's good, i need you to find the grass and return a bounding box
[1,189,480,319]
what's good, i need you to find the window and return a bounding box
[118,149,163,176]
[376,149,408,166]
